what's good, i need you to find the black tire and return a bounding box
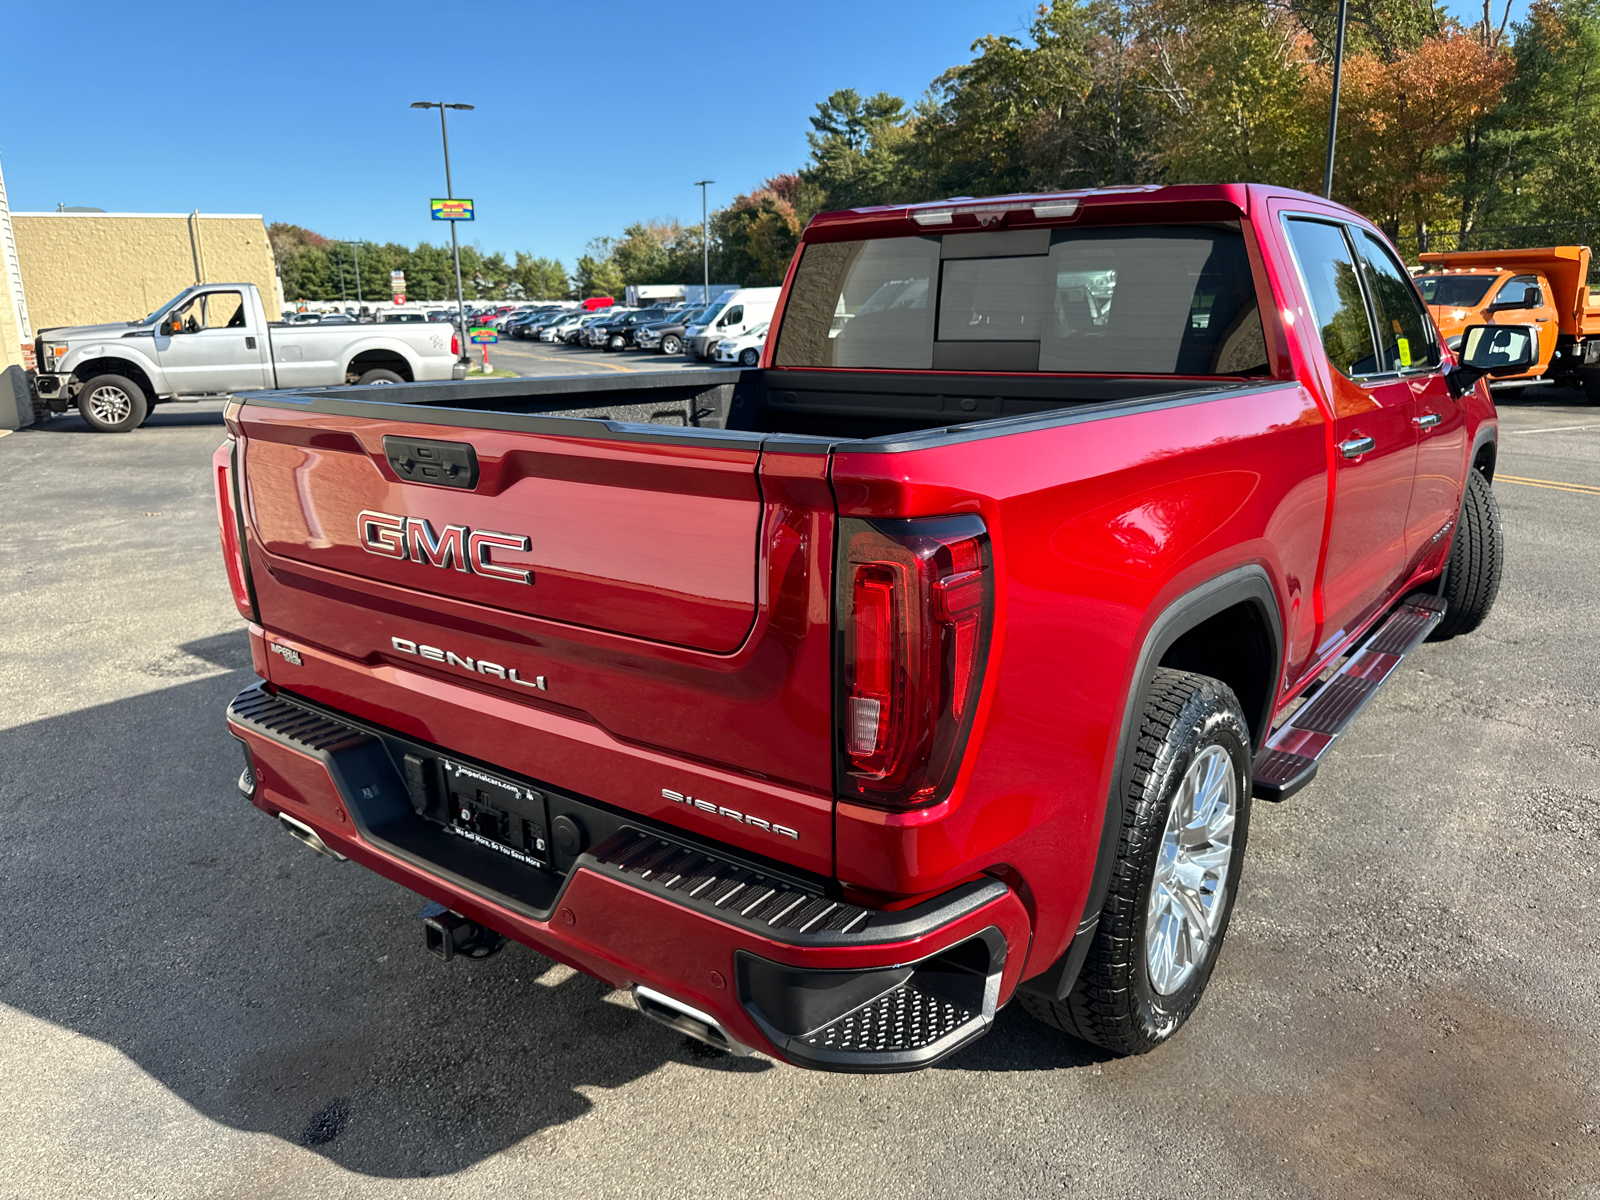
[1019,668,1253,1055]
[607,335,625,351]
[1428,468,1503,640]
[76,374,148,433]
[1582,371,1600,405]
[661,334,682,355]
[356,368,405,386]
[739,348,760,367]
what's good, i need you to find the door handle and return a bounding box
[1339,435,1376,459]
[1413,412,1441,429]
[245,336,256,349]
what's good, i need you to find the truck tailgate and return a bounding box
[236,402,837,866]
[243,404,760,651]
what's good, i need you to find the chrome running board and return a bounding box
[1252,594,1446,801]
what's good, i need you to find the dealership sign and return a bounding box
[431,199,475,221]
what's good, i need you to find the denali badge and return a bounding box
[358,510,533,585]
[661,788,800,840]
[391,636,546,690]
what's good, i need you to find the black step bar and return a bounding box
[1252,594,1446,801]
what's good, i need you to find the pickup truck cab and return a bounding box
[1417,245,1600,400]
[217,184,1525,1071]
[34,283,466,432]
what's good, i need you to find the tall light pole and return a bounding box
[353,240,363,307]
[694,180,714,306]
[1322,0,1349,199]
[412,101,474,359]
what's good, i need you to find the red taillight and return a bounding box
[212,437,257,621]
[836,515,993,808]
[451,333,459,356]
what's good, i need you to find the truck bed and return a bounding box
[245,367,1261,445]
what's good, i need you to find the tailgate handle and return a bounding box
[383,436,479,490]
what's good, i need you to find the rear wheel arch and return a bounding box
[345,349,415,383]
[1019,566,1283,1002]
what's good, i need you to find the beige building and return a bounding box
[12,210,281,331]
[1,156,33,428]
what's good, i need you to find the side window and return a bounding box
[1352,230,1440,373]
[202,291,247,330]
[1492,274,1540,308]
[721,305,744,326]
[1283,218,1379,378]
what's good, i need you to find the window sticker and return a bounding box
[1396,336,1411,367]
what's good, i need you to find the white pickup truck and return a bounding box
[32,282,466,432]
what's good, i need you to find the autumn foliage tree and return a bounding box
[1306,33,1513,238]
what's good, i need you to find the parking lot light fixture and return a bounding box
[695,180,714,309]
[412,101,476,354]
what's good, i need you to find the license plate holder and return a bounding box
[440,759,551,871]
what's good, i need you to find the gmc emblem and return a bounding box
[357,510,533,584]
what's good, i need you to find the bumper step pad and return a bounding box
[800,981,977,1055]
[596,831,872,940]
[1252,594,1445,801]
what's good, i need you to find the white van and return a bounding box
[683,287,782,360]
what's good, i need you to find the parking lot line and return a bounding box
[1506,422,1600,435]
[1497,473,1600,496]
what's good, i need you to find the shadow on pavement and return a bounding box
[0,640,769,1179]
[28,406,225,434]
[1491,382,1598,410]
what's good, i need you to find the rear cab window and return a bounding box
[773,223,1270,376]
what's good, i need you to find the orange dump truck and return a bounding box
[1417,246,1600,402]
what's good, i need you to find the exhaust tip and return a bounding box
[276,812,347,861]
[632,985,752,1057]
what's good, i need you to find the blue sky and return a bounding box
[1,0,1518,270]
[0,1,1037,268]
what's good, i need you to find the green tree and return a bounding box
[512,252,570,298]
[1149,0,1320,187]
[801,88,919,208]
[575,237,625,298]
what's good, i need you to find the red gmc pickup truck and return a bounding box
[217,184,1529,1070]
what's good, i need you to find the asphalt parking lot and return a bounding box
[0,389,1596,1199]
[486,334,724,379]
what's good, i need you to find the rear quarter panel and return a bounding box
[829,383,1327,971]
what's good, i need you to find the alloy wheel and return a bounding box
[1145,743,1238,995]
[87,385,132,425]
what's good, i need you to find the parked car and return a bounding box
[541,313,587,343]
[562,312,615,345]
[636,307,710,355]
[594,307,671,351]
[521,311,573,339]
[214,183,1522,1073]
[583,308,638,347]
[683,288,781,359]
[380,311,427,323]
[32,282,464,430]
[711,321,768,366]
